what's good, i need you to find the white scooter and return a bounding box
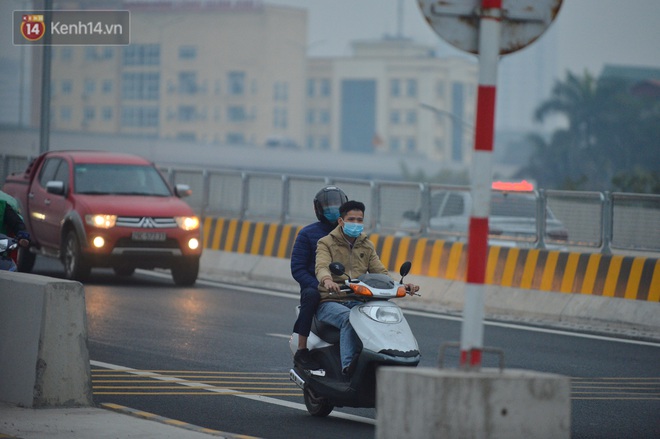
[289,261,421,417]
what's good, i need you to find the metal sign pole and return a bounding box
[459,0,502,369]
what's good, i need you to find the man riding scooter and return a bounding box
[315,200,419,376]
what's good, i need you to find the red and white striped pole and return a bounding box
[459,0,502,369]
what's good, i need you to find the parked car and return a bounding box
[2,150,202,285]
[400,187,569,248]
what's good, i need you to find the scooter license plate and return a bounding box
[131,231,166,241]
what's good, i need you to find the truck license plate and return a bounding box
[131,231,166,241]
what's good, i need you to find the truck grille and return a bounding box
[116,217,177,228]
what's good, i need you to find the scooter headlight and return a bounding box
[359,305,403,323]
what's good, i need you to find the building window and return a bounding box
[306,136,314,149]
[320,79,331,97]
[102,47,114,60]
[227,133,245,144]
[227,105,246,122]
[83,106,95,121]
[102,107,113,121]
[123,44,160,66]
[102,80,113,94]
[390,79,400,97]
[306,109,315,124]
[178,105,196,122]
[319,109,330,124]
[390,110,401,124]
[307,79,315,97]
[228,71,245,96]
[84,79,95,96]
[62,80,73,95]
[406,79,417,98]
[178,71,197,94]
[320,136,330,150]
[179,45,197,60]
[60,47,73,61]
[390,137,401,151]
[177,132,196,141]
[121,107,158,127]
[122,73,160,100]
[406,137,416,152]
[406,109,417,125]
[60,106,72,121]
[273,81,288,101]
[274,107,287,129]
[85,47,97,61]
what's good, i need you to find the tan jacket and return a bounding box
[315,225,388,302]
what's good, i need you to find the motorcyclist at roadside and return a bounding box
[290,185,348,370]
[315,200,419,376]
[0,191,30,271]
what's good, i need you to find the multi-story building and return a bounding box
[47,0,307,146]
[306,37,476,162]
[35,0,477,166]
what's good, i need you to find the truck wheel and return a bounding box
[63,230,91,281]
[171,257,199,286]
[304,387,334,417]
[16,247,36,273]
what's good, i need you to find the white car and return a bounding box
[400,190,568,248]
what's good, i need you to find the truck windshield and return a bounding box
[74,164,172,196]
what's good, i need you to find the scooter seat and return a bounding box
[310,316,340,344]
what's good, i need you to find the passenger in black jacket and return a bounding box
[290,185,347,370]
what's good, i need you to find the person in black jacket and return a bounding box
[0,192,30,271]
[290,185,347,369]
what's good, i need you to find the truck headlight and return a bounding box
[175,216,200,231]
[85,214,116,229]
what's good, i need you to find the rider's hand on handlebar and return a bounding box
[322,278,341,293]
[404,283,420,296]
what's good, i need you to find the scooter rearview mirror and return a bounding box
[399,261,412,283]
[329,262,346,277]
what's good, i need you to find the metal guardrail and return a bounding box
[2,153,659,254]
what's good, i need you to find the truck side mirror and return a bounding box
[46,180,65,195]
[175,184,192,198]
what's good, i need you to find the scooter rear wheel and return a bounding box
[304,387,334,417]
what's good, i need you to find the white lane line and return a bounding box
[267,333,291,339]
[402,308,660,348]
[90,359,375,425]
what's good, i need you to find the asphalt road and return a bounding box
[32,258,660,439]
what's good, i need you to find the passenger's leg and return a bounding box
[293,287,320,349]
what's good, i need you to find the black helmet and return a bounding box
[314,185,348,224]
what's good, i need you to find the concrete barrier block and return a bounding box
[0,272,93,408]
[377,367,571,439]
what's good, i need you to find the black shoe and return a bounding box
[341,355,359,377]
[294,348,321,370]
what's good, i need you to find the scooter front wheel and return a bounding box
[304,387,334,417]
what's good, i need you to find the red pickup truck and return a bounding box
[2,150,202,285]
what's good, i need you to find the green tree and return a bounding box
[518,71,660,193]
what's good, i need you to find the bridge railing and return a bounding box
[2,153,658,254]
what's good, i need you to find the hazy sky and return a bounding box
[267,0,660,77]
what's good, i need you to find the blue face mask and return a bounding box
[323,207,340,223]
[342,222,363,238]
